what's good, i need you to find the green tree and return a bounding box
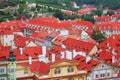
[53,10,64,20]
[18,3,26,14]
[31,7,36,11]
[92,9,102,16]
[92,30,106,43]
[81,15,95,23]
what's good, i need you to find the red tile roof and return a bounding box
[76,9,92,15]
[14,46,42,60]
[62,10,73,15]
[52,36,67,46]
[73,54,100,72]
[31,31,48,42]
[95,22,120,30]
[64,38,95,54]
[0,30,13,35]
[94,15,112,22]
[20,61,49,75]
[98,34,120,54]
[0,43,10,61]
[112,14,120,19]
[47,46,65,60]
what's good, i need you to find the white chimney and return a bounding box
[112,49,117,55]
[38,55,45,62]
[61,45,66,49]
[113,36,115,39]
[60,52,65,58]
[112,55,115,63]
[60,30,69,35]
[19,47,23,55]
[66,50,72,60]
[86,56,91,64]
[107,43,110,47]
[52,54,55,62]
[48,30,51,34]
[81,52,86,57]
[42,46,46,56]
[73,49,77,58]
[29,56,32,65]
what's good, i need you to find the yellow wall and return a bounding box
[46,60,87,80]
[49,65,78,77]
[16,64,32,78]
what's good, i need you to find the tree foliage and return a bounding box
[92,30,106,43]
[81,15,95,23]
[75,0,120,10]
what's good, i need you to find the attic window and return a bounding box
[87,61,90,64]
[25,53,29,56]
[82,60,84,62]
[93,64,97,66]
[77,58,80,60]
[52,49,55,51]
[82,67,86,70]
[55,50,58,53]
[55,39,58,41]
[34,52,38,55]
[58,40,61,42]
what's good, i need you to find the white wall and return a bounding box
[3,35,14,47]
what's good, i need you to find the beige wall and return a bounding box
[89,45,98,55]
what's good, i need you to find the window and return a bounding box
[95,74,98,78]
[67,67,74,73]
[11,69,15,73]
[54,69,61,74]
[100,73,105,77]
[102,65,104,67]
[6,43,8,46]
[0,78,5,80]
[24,70,28,74]
[107,73,110,77]
[0,68,4,73]
[5,35,7,38]
[8,69,16,73]
[100,74,102,77]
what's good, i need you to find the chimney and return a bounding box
[112,49,116,55]
[19,47,23,55]
[52,54,55,62]
[29,56,32,65]
[73,49,77,58]
[66,50,72,60]
[86,56,91,64]
[60,52,65,58]
[113,36,115,39]
[38,55,45,62]
[42,46,46,56]
[112,55,115,63]
[107,43,110,47]
[48,30,51,34]
[61,45,66,49]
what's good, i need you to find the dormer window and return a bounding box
[77,58,80,60]
[25,53,29,56]
[34,52,38,56]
